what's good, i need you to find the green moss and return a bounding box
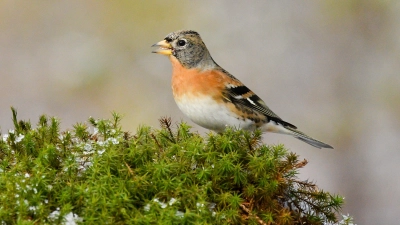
[0,108,352,224]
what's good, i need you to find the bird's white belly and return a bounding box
[175,95,256,132]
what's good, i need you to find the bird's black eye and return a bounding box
[177,39,186,46]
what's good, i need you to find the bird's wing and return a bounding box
[224,83,297,129]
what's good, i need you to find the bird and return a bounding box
[152,30,333,149]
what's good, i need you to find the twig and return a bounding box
[125,161,134,176]
[291,179,317,188]
[240,203,267,225]
[294,159,308,168]
[151,133,163,152]
[159,117,176,143]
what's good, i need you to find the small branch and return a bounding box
[123,131,131,141]
[294,159,308,168]
[289,191,321,213]
[291,179,317,189]
[151,133,163,152]
[125,161,134,176]
[159,117,176,143]
[122,131,131,148]
[246,135,253,151]
[11,106,19,131]
[240,203,267,225]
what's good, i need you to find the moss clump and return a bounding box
[0,108,352,224]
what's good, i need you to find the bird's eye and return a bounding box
[177,39,186,46]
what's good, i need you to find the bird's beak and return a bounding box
[151,40,173,55]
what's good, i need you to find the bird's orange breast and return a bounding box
[169,56,227,102]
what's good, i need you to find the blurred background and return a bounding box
[1,1,399,224]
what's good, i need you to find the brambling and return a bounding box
[152,30,333,149]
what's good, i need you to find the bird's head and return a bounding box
[152,30,215,70]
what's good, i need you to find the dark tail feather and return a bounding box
[286,127,333,149]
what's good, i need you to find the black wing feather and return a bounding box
[226,85,297,129]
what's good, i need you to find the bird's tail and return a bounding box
[285,126,333,149]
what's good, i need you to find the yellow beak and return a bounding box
[151,40,173,55]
